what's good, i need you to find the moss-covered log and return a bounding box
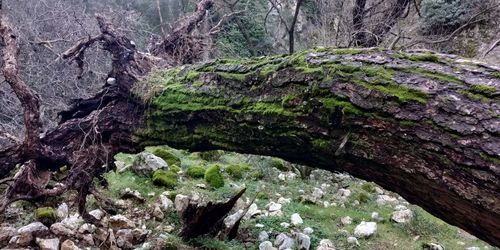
[134,48,500,245]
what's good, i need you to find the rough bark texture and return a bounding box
[135,48,500,246]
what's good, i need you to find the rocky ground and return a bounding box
[0,146,498,250]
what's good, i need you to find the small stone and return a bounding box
[159,194,174,212]
[255,223,265,228]
[277,197,291,204]
[424,243,444,250]
[195,183,207,189]
[376,195,398,205]
[296,233,311,250]
[303,227,314,235]
[274,233,294,250]
[340,216,352,225]
[312,188,324,199]
[78,223,96,234]
[375,187,384,194]
[107,77,116,85]
[392,209,413,223]
[347,236,359,245]
[132,152,168,176]
[121,188,145,201]
[9,233,33,247]
[259,231,269,242]
[153,205,164,220]
[80,233,94,246]
[259,241,277,250]
[57,203,69,219]
[109,215,136,230]
[18,222,48,235]
[174,194,190,214]
[89,209,105,221]
[61,214,84,230]
[164,225,175,233]
[291,213,304,225]
[224,210,244,228]
[36,238,60,250]
[267,202,282,212]
[354,221,377,238]
[50,223,75,237]
[280,222,290,228]
[61,239,81,250]
[338,188,351,198]
[371,212,379,220]
[317,239,335,250]
[0,227,16,244]
[465,247,480,250]
[394,205,407,211]
[278,173,286,181]
[245,203,261,219]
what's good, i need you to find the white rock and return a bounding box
[61,239,81,250]
[57,203,69,219]
[9,233,33,247]
[278,173,286,181]
[425,243,444,250]
[291,213,304,225]
[278,197,291,204]
[18,222,48,235]
[132,152,168,176]
[340,216,352,225]
[323,201,331,208]
[374,187,384,194]
[303,227,314,235]
[274,233,294,250]
[153,205,164,220]
[36,238,59,250]
[347,236,359,245]
[465,247,480,250]
[371,212,379,220]
[260,241,277,250]
[267,202,282,212]
[78,223,96,234]
[109,215,136,230]
[224,210,243,228]
[354,221,377,238]
[376,195,398,205]
[0,226,16,244]
[280,222,290,228]
[89,209,105,221]
[174,194,190,214]
[245,203,262,219]
[195,183,207,189]
[296,233,311,250]
[61,214,83,230]
[394,205,407,211]
[159,194,174,212]
[392,209,413,223]
[317,239,335,250]
[107,77,116,85]
[259,231,269,242]
[338,188,351,198]
[312,188,324,199]
[255,223,265,228]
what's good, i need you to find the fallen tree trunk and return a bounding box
[134,48,500,245]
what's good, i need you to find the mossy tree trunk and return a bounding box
[135,48,500,246]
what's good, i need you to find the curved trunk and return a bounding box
[134,48,500,245]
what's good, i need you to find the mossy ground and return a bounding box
[94,147,497,250]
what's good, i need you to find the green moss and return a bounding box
[312,139,331,151]
[35,207,57,226]
[492,72,500,79]
[361,182,375,193]
[458,89,490,102]
[257,191,267,199]
[152,170,178,189]
[469,84,496,97]
[185,71,200,81]
[200,150,225,161]
[226,164,250,179]
[169,165,181,173]
[186,166,206,178]
[332,48,363,55]
[395,52,440,63]
[250,169,264,180]
[270,158,287,171]
[217,72,248,81]
[204,165,225,188]
[357,191,371,203]
[282,94,299,108]
[401,67,462,84]
[152,148,182,167]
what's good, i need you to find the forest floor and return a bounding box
[0,146,498,250]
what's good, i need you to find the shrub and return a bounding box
[152,170,178,189]
[169,164,181,173]
[421,0,468,33]
[35,207,57,226]
[200,150,225,161]
[250,170,264,180]
[152,148,181,167]
[361,182,375,193]
[357,192,371,203]
[226,164,249,179]
[270,158,287,171]
[204,165,225,188]
[187,166,206,178]
[257,191,267,199]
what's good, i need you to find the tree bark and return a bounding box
[134,48,500,246]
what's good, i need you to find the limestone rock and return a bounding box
[259,241,277,250]
[376,195,398,205]
[132,152,168,176]
[0,227,16,244]
[424,243,444,250]
[347,236,359,245]
[259,231,269,242]
[392,209,413,223]
[354,221,377,238]
[159,194,174,212]
[109,215,136,230]
[340,216,352,225]
[303,227,314,235]
[274,233,294,250]
[296,233,311,250]
[89,209,105,221]
[174,194,190,214]
[61,239,81,250]
[317,239,335,250]
[17,222,48,235]
[57,203,69,219]
[245,203,261,219]
[291,213,304,225]
[36,238,60,250]
[9,232,33,247]
[50,223,75,237]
